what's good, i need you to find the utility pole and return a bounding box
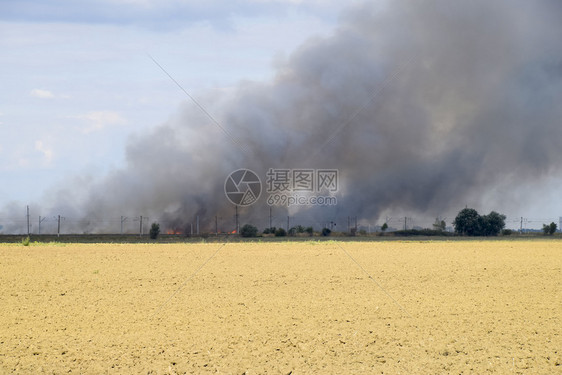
[287,215,290,232]
[404,216,407,231]
[269,206,272,230]
[139,216,143,236]
[215,215,218,235]
[57,215,61,237]
[520,217,523,234]
[26,205,30,236]
[121,216,128,235]
[196,215,199,235]
[38,216,48,235]
[190,223,193,236]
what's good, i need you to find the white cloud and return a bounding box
[72,111,128,134]
[34,140,54,164]
[30,88,55,99]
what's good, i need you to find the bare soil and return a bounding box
[1,240,560,373]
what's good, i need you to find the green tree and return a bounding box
[305,226,314,236]
[321,227,331,236]
[149,223,160,239]
[543,222,557,235]
[453,208,481,236]
[381,223,388,232]
[274,227,287,237]
[240,224,258,237]
[480,211,506,236]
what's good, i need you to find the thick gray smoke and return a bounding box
[5,0,562,233]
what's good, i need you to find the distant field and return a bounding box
[1,241,560,373]
[0,232,558,244]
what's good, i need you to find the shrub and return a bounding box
[149,223,160,239]
[321,228,331,236]
[22,236,30,246]
[502,229,513,236]
[393,229,452,237]
[274,228,287,237]
[263,227,276,235]
[240,224,258,238]
[305,226,314,236]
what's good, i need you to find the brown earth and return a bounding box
[0,240,560,374]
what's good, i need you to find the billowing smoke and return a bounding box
[5,0,562,233]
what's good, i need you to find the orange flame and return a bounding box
[166,229,182,235]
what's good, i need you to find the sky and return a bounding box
[0,0,348,202]
[1,0,561,232]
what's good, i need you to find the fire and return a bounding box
[230,230,237,234]
[166,229,182,235]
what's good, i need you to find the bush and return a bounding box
[263,227,276,235]
[393,229,452,237]
[321,228,331,236]
[274,228,287,237]
[305,226,314,236]
[22,236,30,246]
[502,229,513,236]
[149,223,160,239]
[240,224,258,238]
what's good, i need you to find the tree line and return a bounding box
[146,208,558,239]
[453,208,558,236]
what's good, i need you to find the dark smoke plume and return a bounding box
[4,0,562,233]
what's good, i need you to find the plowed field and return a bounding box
[1,240,560,373]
